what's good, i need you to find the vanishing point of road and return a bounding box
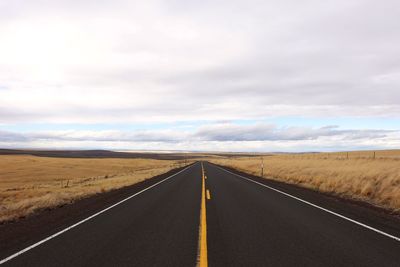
[1,162,400,266]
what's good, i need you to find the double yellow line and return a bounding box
[199,163,208,267]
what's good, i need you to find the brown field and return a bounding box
[2,149,399,223]
[0,155,190,223]
[208,150,400,212]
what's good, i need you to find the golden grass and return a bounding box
[208,150,400,212]
[0,155,190,223]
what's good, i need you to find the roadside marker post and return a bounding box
[261,157,264,178]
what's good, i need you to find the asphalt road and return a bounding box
[2,161,400,266]
[204,162,400,267]
[1,164,202,267]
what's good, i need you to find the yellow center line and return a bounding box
[206,189,211,200]
[199,162,208,267]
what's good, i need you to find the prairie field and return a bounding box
[209,150,400,212]
[0,155,189,223]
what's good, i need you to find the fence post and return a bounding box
[261,157,264,178]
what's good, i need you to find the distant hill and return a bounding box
[0,149,194,160]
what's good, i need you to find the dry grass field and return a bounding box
[0,155,190,223]
[209,150,400,212]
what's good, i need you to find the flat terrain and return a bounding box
[1,162,400,266]
[209,150,400,212]
[0,154,190,222]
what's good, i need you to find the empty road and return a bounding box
[1,162,400,266]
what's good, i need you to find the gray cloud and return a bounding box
[0,0,400,125]
[0,131,28,142]
[193,124,396,141]
[0,124,396,144]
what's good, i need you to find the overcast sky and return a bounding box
[1,0,399,152]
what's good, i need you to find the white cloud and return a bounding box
[0,1,400,150]
[0,0,400,125]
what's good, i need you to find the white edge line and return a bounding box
[216,165,400,242]
[0,163,195,265]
